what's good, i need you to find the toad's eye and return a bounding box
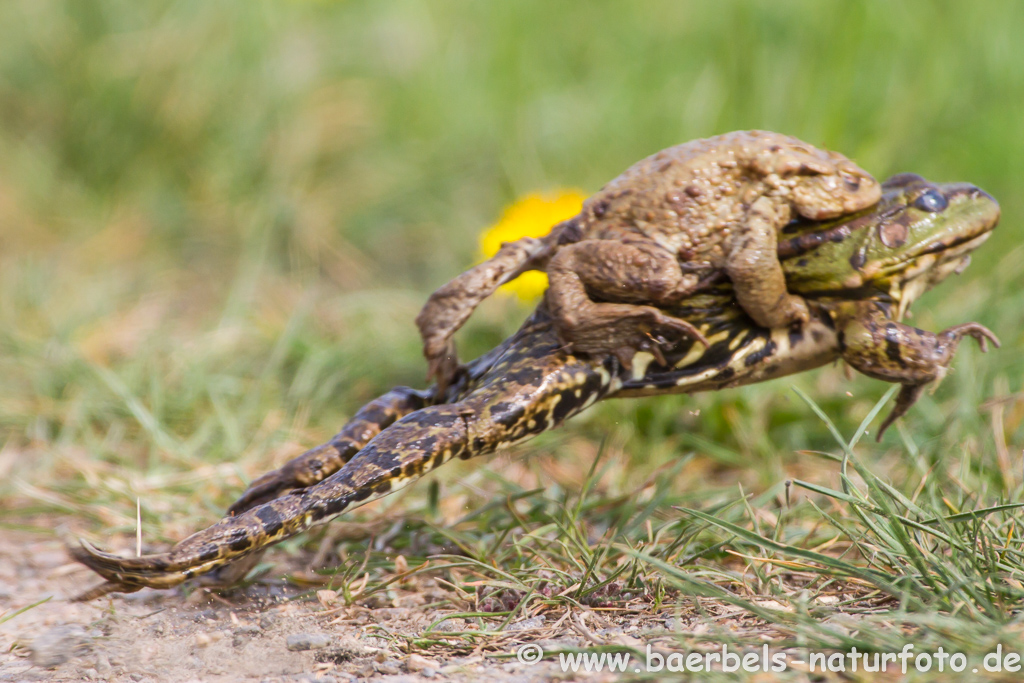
[912,189,948,213]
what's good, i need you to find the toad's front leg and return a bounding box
[726,196,810,329]
[836,301,999,439]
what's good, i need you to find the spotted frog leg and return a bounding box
[835,301,1000,439]
[70,313,622,599]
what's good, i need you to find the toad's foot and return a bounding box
[552,301,709,367]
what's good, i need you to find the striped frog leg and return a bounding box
[70,314,622,598]
[228,386,433,515]
[227,332,526,517]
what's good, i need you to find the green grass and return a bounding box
[3,0,1024,678]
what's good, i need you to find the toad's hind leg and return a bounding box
[70,403,479,600]
[416,231,560,391]
[228,386,433,515]
[545,239,709,364]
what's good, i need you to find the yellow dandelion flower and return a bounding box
[479,190,587,301]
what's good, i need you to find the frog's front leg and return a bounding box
[836,301,999,439]
[545,239,709,365]
[228,386,433,515]
[726,196,810,328]
[416,232,558,391]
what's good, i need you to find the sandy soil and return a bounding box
[0,529,630,683]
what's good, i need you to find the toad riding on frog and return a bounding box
[69,133,999,600]
[417,130,881,391]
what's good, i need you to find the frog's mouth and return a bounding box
[877,183,998,317]
[783,180,999,311]
[890,230,993,320]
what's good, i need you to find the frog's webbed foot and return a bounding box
[71,540,254,600]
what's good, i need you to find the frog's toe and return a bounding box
[970,325,1000,352]
[942,322,1001,353]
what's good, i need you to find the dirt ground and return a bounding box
[0,529,662,683]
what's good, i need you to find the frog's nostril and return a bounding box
[971,186,996,203]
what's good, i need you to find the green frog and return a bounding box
[418,131,881,390]
[70,173,997,600]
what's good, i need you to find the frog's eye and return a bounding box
[912,189,948,213]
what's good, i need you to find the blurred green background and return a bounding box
[2,0,1022,529]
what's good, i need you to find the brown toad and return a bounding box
[417,130,880,388]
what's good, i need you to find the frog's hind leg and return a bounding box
[168,386,436,588]
[416,232,559,391]
[71,334,617,600]
[70,403,478,599]
[228,386,433,515]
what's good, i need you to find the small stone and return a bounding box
[194,632,213,647]
[317,589,339,607]
[407,653,440,672]
[29,624,92,668]
[422,668,437,678]
[130,674,143,682]
[286,633,332,651]
[375,659,402,675]
[432,617,466,632]
[506,615,545,632]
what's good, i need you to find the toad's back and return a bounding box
[578,130,875,261]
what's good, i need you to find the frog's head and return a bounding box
[780,173,999,318]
